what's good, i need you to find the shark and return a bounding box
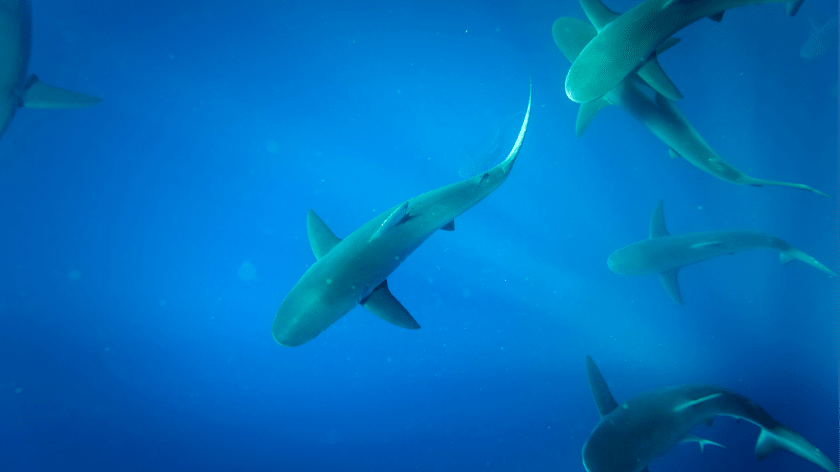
[607,200,837,303]
[0,0,101,140]
[565,0,803,104]
[271,86,531,347]
[582,355,839,472]
[552,16,830,197]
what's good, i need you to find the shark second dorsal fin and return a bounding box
[579,0,621,31]
[649,200,669,238]
[361,280,421,330]
[585,355,619,417]
[22,75,102,109]
[576,97,611,137]
[307,210,342,259]
[659,269,683,304]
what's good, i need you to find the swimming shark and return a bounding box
[0,0,101,139]
[582,355,839,472]
[552,16,830,197]
[607,200,836,303]
[565,0,803,104]
[271,86,531,347]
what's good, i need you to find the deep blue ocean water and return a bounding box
[1,1,838,471]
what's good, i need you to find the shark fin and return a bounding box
[704,417,715,426]
[371,202,409,241]
[307,210,342,259]
[682,434,726,452]
[440,220,455,231]
[585,355,619,417]
[656,37,682,55]
[649,200,669,238]
[641,467,649,472]
[637,54,684,101]
[576,97,611,137]
[668,148,681,159]
[708,11,725,22]
[690,241,724,249]
[779,252,794,265]
[579,0,621,31]
[674,393,723,412]
[659,269,683,305]
[785,0,803,16]
[361,280,420,329]
[22,75,101,109]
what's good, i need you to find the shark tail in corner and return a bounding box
[497,82,532,176]
[756,426,839,472]
[778,245,837,277]
[745,176,833,199]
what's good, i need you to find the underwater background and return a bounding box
[1,0,838,471]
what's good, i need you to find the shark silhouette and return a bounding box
[582,355,839,472]
[272,86,531,346]
[607,201,836,303]
[552,16,830,197]
[0,0,101,140]
[565,0,803,104]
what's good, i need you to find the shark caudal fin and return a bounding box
[585,355,619,416]
[755,426,839,472]
[496,82,531,176]
[649,201,684,304]
[22,75,101,109]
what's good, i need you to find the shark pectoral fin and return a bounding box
[704,417,715,426]
[579,0,621,31]
[668,148,681,159]
[585,355,619,417]
[307,210,342,259]
[440,220,455,231]
[659,269,683,305]
[649,200,670,238]
[674,393,723,412]
[637,54,684,101]
[690,241,724,249]
[785,0,804,16]
[682,434,725,452]
[361,280,420,330]
[656,37,682,55]
[779,252,794,265]
[22,75,101,109]
[708,11,725,22]
[575,97,610,137]
[370,202,409,241]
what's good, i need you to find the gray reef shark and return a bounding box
[0,0,101,139]
[552,16,830,197]
[565,0,803,104]
[272,86,531,347]
[607,201,837,303]
[582,355,839,472]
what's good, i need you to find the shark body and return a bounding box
[565,0,802,104]
[582,355,839,472]
[0,0,100,139]
[552,16,828,196]
[272,87,531,347]
[607,201,836,303]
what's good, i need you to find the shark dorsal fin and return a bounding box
[579,0,621,31]
[22,75,102,109]
[637,53,683,101]
[576,97,611,137]
[585,355,619,417]
[371,202,409,241]
[307,209,342,259]
[659,269,683,304]
[649,200,669,238]
[361,280,420,329]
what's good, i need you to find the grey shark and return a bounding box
[553,16,829,197]
[607,201,836,303]
[565,0,802,103]
[272,87,531,347]
[0,0,100,139]
[582,355,839,472]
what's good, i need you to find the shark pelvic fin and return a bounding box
[637,54,684,101]
[579,0,620,31]
[786,0,804,16]
[361,280,420,329]
[575,97,611,137]
[682,434,726,452]
[440,220,455,231]
[668,148,681,159]
[22,75,101,109]
[659,269,683,304]
[673,393,723,412]
[649,200,669,238]
[585,355,619,417]
[371,202,409,241]
[307,210,342,259]
[708,11,725,22]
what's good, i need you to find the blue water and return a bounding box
[1,1,837,471]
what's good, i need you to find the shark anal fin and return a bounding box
[668,148,681,159]
[637,54,684,101]
[576,97,611,137]
[371,202,409,241]
[659,269,683,305]
[579,0,620,31]
[585,355,619,417]
[22,75,101,109]
[361,280,420,330]
[440,220,455,231]
[307,210,342,259]
[708,11,725,22]
[649,200,670,238]
[682,434,726,452]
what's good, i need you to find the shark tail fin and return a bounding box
[756,427,839,472]
[22,75,101,109]
[585,355,619,417]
